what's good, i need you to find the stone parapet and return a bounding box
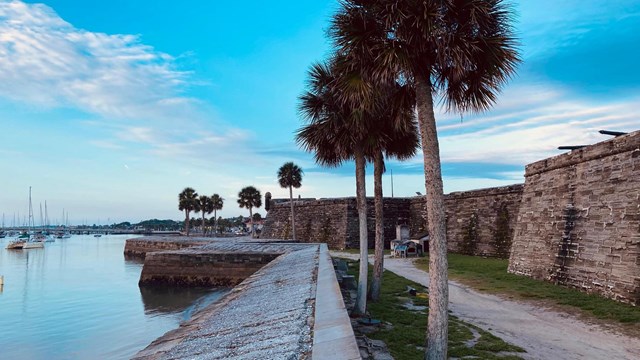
[509,130,640,305]
[124,237,213,258]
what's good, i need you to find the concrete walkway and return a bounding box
[332,252,640,360]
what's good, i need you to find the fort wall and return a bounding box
[508,131,640,305]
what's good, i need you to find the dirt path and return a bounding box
[332,252,640,360]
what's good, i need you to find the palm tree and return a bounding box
[331,1,520,357]
[297,58,415,314]
[237,186,262,237]
[211,194,224,235]
[368,88,419,302]
[297,60,370,316]
[277,162,303,240]
[178,187,199,236]
[196,195,213,236]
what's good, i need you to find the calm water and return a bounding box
[0,235,227,359]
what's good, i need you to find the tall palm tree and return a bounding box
[196,195,213,236]
[297,60,370,316]
[237,186,262,238]
[297,58,414,314]
[210,194,224,235]
[277,162,303,240]
[178,187,199,236]
[331,1,520,357]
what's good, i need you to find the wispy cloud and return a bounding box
[0,1,192,120]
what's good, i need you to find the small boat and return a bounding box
[94,234,102,238]
[23,240,44,249]
[6,239,25,249]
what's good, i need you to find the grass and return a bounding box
[414,254,640,326]
[341,248,390,255]
[340,258,524,359]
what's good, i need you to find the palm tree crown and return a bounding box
[237,186,262,237]
[197,195,213,235]
[178,187,199,236]
[211,194,224,235]
[277,162,304,240]
[277,162,303,189]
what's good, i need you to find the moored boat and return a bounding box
[6,239,25,249]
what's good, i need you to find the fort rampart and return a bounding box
[508,131,640,305]
[261,184,524,258]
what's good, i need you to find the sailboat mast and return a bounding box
[28,186,33,232]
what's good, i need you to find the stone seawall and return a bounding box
[124,237,212,258]
[139,251,280,287]
[131,238,360,359]
[509,130,640,305]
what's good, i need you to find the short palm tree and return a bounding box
[237,186,262,238]
[331,1,520,357]
[196,195,213,236]
[277,162,303,240]
[178,187,199,236]
[210,194,224,235]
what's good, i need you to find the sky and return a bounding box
[0,0,638,225]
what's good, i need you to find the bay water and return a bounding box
[0,234,227,359]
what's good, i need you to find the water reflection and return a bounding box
[140,286,228,321]
[0,235,228,359]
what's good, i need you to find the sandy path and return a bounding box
[332,252,640,360]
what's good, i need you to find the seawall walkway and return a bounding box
[127,237,359,359]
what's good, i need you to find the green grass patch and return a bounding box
[340,248,390,255]
[340,258,524,360]
[414,254,640,325]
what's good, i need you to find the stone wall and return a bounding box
[408,185,523,257]
[509,131,640,305]
[124,237,211,258]
[261,187,522,257]
[139,250,280,287]
[260,198,412,250]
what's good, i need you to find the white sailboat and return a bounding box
[7,187,43,249]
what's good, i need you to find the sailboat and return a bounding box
[0,213,5,239]
[7,187,44,249]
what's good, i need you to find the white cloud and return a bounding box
[430,84,640,166]
[0,1,192,120]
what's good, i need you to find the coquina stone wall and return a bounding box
[260,197,412,250]
[509,131,640,305]
[409,185,524,257]
[261,186,523,258]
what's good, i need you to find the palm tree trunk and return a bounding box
[185,211,190,236]
[214,210,217,236]
[354,147,368,316]
[289,185,296,240]
[202,213,206,237]
[415,75,449,359]
[370,150,385,301]
[249,208,255,238]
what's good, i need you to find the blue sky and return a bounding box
[0,0,638,225]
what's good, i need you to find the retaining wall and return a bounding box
[139,251,280,287]
[262,186,523,258]
[509,131,640,305]
[124,237,212,258]
[260,198,412,250]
